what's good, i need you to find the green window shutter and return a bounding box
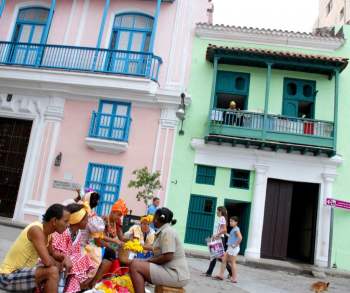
[196,165,216,185]
[185,195,217,245]
[230,169,250,189]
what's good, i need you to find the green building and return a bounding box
[167,23,350,270]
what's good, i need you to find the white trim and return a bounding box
[157,128,169,197]
[39,119,62,202]
[63,0,77,45]
[75,0,90,46]
[196,26,344,52]
[159,105,178,129]
[0,66,187,106]
[6,1,51,42]
[164,129,176,207]
[191,138,342,267]
[0,93,64,221]
[85,137,128,154]
[152,122,162,172]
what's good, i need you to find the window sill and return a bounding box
[85,137,128,154]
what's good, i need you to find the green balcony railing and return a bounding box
[209,108,334,149]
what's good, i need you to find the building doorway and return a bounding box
[261,179,319,264]
[0,117,32,218]
[225,199,251,255]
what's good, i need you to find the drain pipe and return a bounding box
[328,207,334,268]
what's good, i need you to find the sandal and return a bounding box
[200,273,211,277]
[213,275,224,281]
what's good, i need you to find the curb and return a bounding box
[0,217,26,229]
[185,249,350,279]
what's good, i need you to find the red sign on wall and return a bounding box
[326,198,350,211]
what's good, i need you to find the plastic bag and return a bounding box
[207,238,225,259]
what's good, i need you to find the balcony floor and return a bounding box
[205,134,335,157]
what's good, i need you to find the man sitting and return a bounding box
[0,204,70,292]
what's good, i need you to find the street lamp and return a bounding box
[176,93,186,135]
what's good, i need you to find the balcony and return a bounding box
[0,41,162,82]
[208,109,335,156]
[85,112,131,154]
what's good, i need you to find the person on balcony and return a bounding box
[0,204,70,292]
[224,100,243,126]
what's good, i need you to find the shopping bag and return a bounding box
[207,238,225,259]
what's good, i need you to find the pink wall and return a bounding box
[46,99,161,215]
[0,0,209,88]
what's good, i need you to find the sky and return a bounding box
[213,0,319,33]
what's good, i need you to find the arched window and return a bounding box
[12,7,49,44]
[10,7,49,65]
[109,13,154,52]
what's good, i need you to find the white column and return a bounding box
[245,164,269,259]
[315,173,336,267]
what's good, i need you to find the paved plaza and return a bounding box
[0,224,349,293]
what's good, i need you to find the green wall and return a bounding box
[167,26,350,269]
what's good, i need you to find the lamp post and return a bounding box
[176,93,186,135]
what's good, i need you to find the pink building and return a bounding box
[0,0,210,222]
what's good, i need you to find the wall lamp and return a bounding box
[176,93,186,135]
[54,152,62,167]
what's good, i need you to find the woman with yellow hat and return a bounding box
[50,203,93,292]
[125,215,155,256]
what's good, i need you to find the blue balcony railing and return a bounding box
[0,41,162,81]
[210,109,334,149]
[89,112,131,142]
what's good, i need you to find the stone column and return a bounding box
[315,173,336,267]
[245,164,269,259]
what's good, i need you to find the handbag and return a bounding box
[207,238,225,260]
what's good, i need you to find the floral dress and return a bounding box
[52,229,94,293]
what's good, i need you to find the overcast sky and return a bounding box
[213,0,319,32]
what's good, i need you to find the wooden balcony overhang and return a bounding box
[206,45,348,76]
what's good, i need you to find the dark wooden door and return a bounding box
[261,179,293,260]
[0,118,32,218]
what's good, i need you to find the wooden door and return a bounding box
[261,179,293,260]
[0,118,32,218]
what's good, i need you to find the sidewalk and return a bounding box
[185,248,350,279]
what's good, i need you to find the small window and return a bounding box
[230,169,250,189]
[303,85,313,98]
[196,165,216,185]
[340,8,345,20]
[204,199,213,213]
[235,77,245,91]
[287,82,297,96]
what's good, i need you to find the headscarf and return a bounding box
[111,198,128,216]
[69,204,90,225]
[140,215,153,224]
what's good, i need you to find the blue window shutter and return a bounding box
[89,100,131,142]
[230,169,250,189]
[196,165,216,185]
[85,163,123,216]
[185,195,217,245]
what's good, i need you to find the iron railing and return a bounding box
[211,109,334,138]
[0,41,162,81]
[89,112,131,142]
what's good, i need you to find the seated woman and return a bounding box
[125,215,155,258]
[130,208,190,293]
[79,191,120,285]
[50,203,94,293]
[103,199,128,251]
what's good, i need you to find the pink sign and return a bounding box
[326,198,350,211]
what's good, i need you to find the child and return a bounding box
[215,216,242,283]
